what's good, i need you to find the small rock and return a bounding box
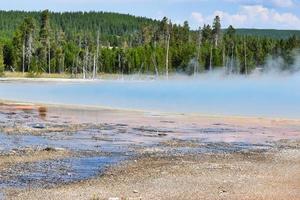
[133,190,139,194]
[54,147,66,151]
[32,123,46,129]
[158,133,168,137]
[108,198,120,200]
[43,147,65,152]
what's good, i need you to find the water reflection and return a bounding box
[38,107,47,120]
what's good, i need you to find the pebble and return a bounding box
[43,147,65,152]
[32,123,46,129]
[108,198,120,200]
[158,133,168,137]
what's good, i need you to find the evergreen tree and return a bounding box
[212,16,221,47]
[39,9,51,73]
[18,17,36,72]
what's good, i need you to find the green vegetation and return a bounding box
[234,29,300,39]
[0,10,299,78]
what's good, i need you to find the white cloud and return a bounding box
[224,0,295,8]
[271,0,294,7]
[191,12,205,25]
[213,10,248,26]
[191,5,300,29]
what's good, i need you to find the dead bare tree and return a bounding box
[118,53,121,79]
[76,35,82,78]
[22,41,25,74]
[93,30,100,79]
[165,33,170,79]
[209,41,213,71]
[152,41,159,77]
[25,33,33,72]
[48,42,51,74]
[83,42,88,79]
[244,37,248,75]
[92,56,96,79]
[195,27,202,76]
[222,45,225,68]
[230,43,235,74]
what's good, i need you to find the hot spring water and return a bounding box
[1,74,300,118]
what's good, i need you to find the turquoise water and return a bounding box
[1,74,300,118]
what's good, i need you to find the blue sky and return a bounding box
[2,0,300,30]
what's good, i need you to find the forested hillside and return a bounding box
[0,10,299,77]
[235,29,300,39]
[0,11,156,45]
[0,11,299,41]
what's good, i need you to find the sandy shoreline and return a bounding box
[0,77,94,82]
[2,98,300,123]
[0,75,156,83]
[0,100,300,199]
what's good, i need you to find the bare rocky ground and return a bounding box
[0,102,300,200]
[5,143,300,200]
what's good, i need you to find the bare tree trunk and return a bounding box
[118,53,121,79]
[165,33,170,79]
[93,55,96,79]
[152,41,159,77]
[244,38,247,75]
[118,53,124,80]
[214,34,218,47]
[209,42,213,71]
[195,28,202,76]
[83,45,88,79]
[22,41,25,74]
[222,45,225,68]
[235,45,239,73]
[89,54,92,78]
[26,33,33,72]
[122,62,124,80]
[29,34,33,72]
[95,30,100,79]
[62,54,65,74]
[138,62,144,76]
[76,35,81,78]
[230,44,234,74]
[72,59,75,77]
[152,54,159,77]
[48,42,51,74]
[225,48,230,74]
[128,59,131,75]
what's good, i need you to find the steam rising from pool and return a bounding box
[1,71,300,118]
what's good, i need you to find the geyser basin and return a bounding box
[1,74,300,118]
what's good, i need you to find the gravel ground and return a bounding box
[5,144,300,200]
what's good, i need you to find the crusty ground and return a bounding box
[5,147,300,200]
[1,102,300,200]
[0,149,69,169]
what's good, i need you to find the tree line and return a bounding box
[0,10,299,77]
